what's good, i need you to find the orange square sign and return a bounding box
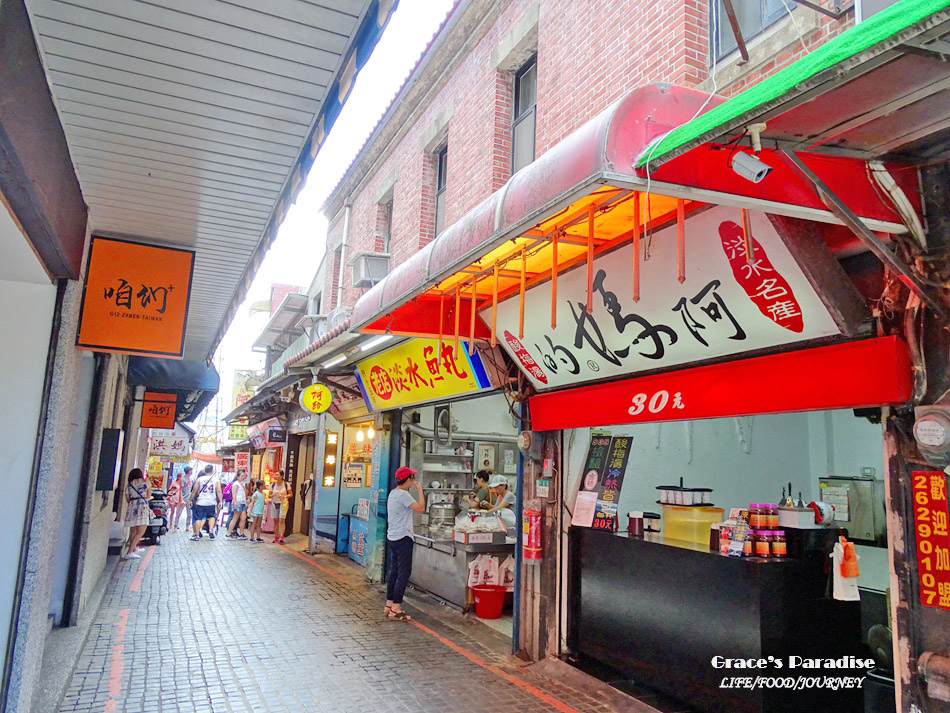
[141,392,177,429]
[77,236,195,358]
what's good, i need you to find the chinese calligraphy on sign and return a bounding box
[912,471,950,610]
[572,435,631,529]
[77,236,195,358]
[355,338,492,411]
[488,206,842,390]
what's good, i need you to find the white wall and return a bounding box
[564,409,884,519]
[0,277,56,667]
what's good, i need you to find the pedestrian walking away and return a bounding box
[269,469,291,544]
[226,469,249,539]
[123,468,151,559]
[189,465,221,541]
[384,466,425,621]
[247,481,266,542]
[179,465,194,530]
[166,470,185,533]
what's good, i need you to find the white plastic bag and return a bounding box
[467,555,486,587]
[481,556,500,586]
[499,555,515,591]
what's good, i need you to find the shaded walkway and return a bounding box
[56,533,623,713]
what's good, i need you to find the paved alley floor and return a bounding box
[57,531,627,713]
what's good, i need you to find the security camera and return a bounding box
[731,151,772,184]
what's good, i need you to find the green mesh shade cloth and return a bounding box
[637,0,950,168]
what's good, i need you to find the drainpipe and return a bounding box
[336,200,351,310]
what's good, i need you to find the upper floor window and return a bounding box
[710,0,794,62]
[435,144,448,236]
[512,56,537,173]
[380,197,394,252]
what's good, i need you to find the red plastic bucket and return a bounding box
[472,585,507,619]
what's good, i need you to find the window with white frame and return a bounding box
[434,144,448,236]
[512,55,537,173]
[710,0,795,62]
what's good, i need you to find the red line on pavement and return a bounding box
[277,544,359,588]
[104,609,130,713]
[410,619,584,713]
[129,545,155,592]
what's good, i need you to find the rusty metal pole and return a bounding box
[469,278,477,355]
[633,193,641,302]
[677,198,686,283]
[519,248,527,339]
[551,231,558,328]
[587,204,595,314]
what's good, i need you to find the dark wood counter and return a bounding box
[568,528,865,713]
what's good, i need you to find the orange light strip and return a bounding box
[519,248,526,339]
[551,230,559,328]
[632,192,641,302]
[469,278,477,355]
[676,198,686,284]
[491,263,498,347]
[741,208,755,264]
[454,287,461,356]
[587,204,595,314]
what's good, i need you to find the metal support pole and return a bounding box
[587,204,595,314]
[782,149,948,319]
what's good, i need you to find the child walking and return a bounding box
[248,481,266,543]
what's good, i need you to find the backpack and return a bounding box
[222,481,234,503]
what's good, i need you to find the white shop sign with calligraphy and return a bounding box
[490,206,842,390]
[148,427,190,457]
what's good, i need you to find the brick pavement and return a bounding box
[57,531,624,713]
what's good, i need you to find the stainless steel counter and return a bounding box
[409,533,514,610]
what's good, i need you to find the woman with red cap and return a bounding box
[384,466,425,621]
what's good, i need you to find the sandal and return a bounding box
[388,610,412,622]
[383,605,392,618]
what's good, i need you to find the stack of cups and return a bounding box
[627,511,644,536]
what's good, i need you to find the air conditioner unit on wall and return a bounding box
[350,252,390,288]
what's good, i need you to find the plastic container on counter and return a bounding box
[662,504,724,545]
[763,504,779,528]
[753,530,772,558]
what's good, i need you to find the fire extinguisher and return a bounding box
[523,508,542,563]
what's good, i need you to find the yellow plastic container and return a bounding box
[662,505,724,545]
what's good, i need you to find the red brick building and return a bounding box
[322,0,860,310]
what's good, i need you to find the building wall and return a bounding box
[0,276,57,684]
[326,1,856,315]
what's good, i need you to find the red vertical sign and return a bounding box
[912,471,950,610]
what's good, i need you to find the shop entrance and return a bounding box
[563,409,892,713]
[397,393,520,638]
[312,417,375,565]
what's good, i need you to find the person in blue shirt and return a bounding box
[384,466,424,621]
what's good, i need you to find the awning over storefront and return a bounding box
[350,82,912,344]
[127,356,219,422]
[221,372,302,424]
[639,0,950,169]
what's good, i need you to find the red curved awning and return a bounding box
[352,83,911,339]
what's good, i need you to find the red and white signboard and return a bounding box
[911,470,950,610]
[490,206,843,390]
[530,337,911,431]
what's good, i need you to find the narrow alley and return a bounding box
[55,535,622,713]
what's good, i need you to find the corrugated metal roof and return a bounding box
[25,0,396,360]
